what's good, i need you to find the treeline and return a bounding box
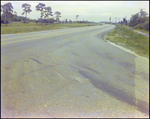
[1,2,93,25]
[107,9,149,31]
[1,14,30,23]
[128,9,149,31]
[1,2,59,24]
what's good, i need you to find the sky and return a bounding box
[1,1,149,22]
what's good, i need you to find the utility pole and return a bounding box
[109,16,111,23]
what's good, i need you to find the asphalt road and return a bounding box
[1,24,149,118]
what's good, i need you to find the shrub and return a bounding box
[142,21,149,31]
[134,24,143,29]
[134,21,149,31]
[1,20,9,24]
[1,19,4,24]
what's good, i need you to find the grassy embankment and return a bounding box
[104,24,149,59]
[1,22,99,35]
[125,25,149,34]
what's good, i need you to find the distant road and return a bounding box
[1,24,149,118]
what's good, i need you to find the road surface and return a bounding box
[1,24,149,118]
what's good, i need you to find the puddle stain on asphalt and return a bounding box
[29,58,42,64]
[71,52,80,56]
[21,58,58,76]
[75,62,99,74]
[78,70,149,115]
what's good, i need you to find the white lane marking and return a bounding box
[55,71,65,80]
[43,77,50,82]
[75,77,84,83]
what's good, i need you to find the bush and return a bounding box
[134,24,143,29]
[1,19,4,24]
[142,21,149,31]
[1,20,9,24]
[134,21,149,31]
[4,20,9,24]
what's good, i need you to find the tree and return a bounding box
[55,11,61,18]
[55,11,61,23]
[129,10,148,27]
[139,9,148,18]
[1,2,13,23]
[22,3,32,23]
[11,11,17,22]
[65,19,68,23]
[122,18,127,25]
[36,3,53,24]
[128,13,139,27]
[128,10,149,31]
[42,18,55,25]
[36,3,46,23]
[139,9,148,23]
[68,19,72,23]
[76,15,79,21]
[43,6,53,19]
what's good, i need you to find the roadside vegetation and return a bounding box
[1,2,98,35]
[125,25,149,34]
[128,9,149,32]
[104,24,149,59]
[1,22,99,34]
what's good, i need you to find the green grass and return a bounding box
[125,25,149,34]
[104,24,149,59]
[1,22,99,35]
[133,28,149,34]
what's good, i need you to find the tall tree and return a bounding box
[36,3,46,23]
[1,2,13,22]
[44,6,53,19]
[22,3,32,22]
[65,19,68,23]
[128,13,139,27]
[55,11,61,23]
[123,18,127,25]
[55,11,61,18]
[139,9,148,18]
[139,9,148,23]
[76,15,79,21]
[12,11,17,22]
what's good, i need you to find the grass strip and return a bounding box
[1,22,99,35]
[104,24,149,59]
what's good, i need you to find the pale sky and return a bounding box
[1,1,149,22]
